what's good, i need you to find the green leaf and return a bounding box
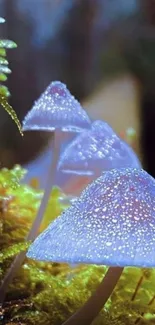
[0,73,7,81]
[0,17,5,23]
[0,39,17,49]
[0,57,8,65]
[0,85,10,96]
[0,64,11,74]
[0,48,6,57]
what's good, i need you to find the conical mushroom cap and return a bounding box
[22,81,91,132]
[58,120,141,176]
[27,168,155,267]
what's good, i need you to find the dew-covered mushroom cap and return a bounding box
[22,81,91,132]
[58,120,141,176]
[27,168,155,268]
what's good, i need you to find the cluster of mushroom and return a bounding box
[25,82,154,325]
[22,80,141,242]
[2,81,155,325]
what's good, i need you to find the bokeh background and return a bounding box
[0,0,155,177]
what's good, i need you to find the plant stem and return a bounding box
[62,267,123,325]
[0,130,61,304]
[131,275,144,301]
[135,295,155,324]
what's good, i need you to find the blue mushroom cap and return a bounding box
[27,168,155,268]
[58,120,141,176]
[22,81,91,132]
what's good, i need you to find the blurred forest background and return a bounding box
[0,0,155,177]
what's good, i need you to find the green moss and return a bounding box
[0,166,155,324]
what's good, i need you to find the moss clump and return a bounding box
[0,166,155,325]
[0,165,67,283]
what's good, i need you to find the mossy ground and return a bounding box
[0,166,155,325]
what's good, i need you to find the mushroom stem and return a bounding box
[63,266,123,325]
[0,130,61,304]
[27,129,61,241]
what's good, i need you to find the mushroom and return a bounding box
[22,141,92,198]
[22,80,91,240]
[27,168,155,325]
[58,120,141,194]
[0,81,91,304]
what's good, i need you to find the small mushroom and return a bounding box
[0,81,91,304]
[27,168,155,325]
[23,81,91,132]
[58,119,141,179]
[22,81,91,241]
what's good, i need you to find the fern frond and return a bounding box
[0,17,23,136]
